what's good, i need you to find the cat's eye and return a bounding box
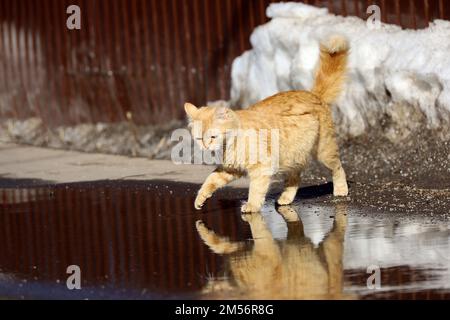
[210,135,217,139]
[195,137,202,140]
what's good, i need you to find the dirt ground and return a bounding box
[303,128,450,215]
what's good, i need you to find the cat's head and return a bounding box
[184,102,239,150]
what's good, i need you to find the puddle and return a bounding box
[0,180,449,299]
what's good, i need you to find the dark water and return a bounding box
[0,179,449,300]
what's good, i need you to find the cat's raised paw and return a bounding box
[194,194,207,210]
[241,203,261,213]
[195,220,205,229]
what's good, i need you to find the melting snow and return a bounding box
[230,2,450,139]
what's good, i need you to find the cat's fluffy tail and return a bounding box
[311,35,349,105]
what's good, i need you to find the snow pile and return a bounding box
[231,2,450,140]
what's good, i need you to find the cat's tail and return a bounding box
[311,35,349,105]
[196,220,243,254]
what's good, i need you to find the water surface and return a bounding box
[0,180,448,299]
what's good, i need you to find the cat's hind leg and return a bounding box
[277,170,301,205]
[319,154,348,197]
[195,170,240,209]
[316,131,348,196]
[241,169,271,213]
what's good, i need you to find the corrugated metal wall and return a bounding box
[0,0,449,126]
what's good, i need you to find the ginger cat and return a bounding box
[196,204,353,299]
[184,36,349,213]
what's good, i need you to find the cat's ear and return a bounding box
[214,107,234,122]
[184,102,199,119]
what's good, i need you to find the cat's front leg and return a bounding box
[196,220,243,254]
[195,170,238,209]
[241,172,271,213]
[277,171,301,205]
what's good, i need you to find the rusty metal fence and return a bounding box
[0,0,449,126]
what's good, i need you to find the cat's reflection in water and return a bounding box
[196,204,354,299]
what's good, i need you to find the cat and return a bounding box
[196,204,353,299]
[184,35,349,213]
